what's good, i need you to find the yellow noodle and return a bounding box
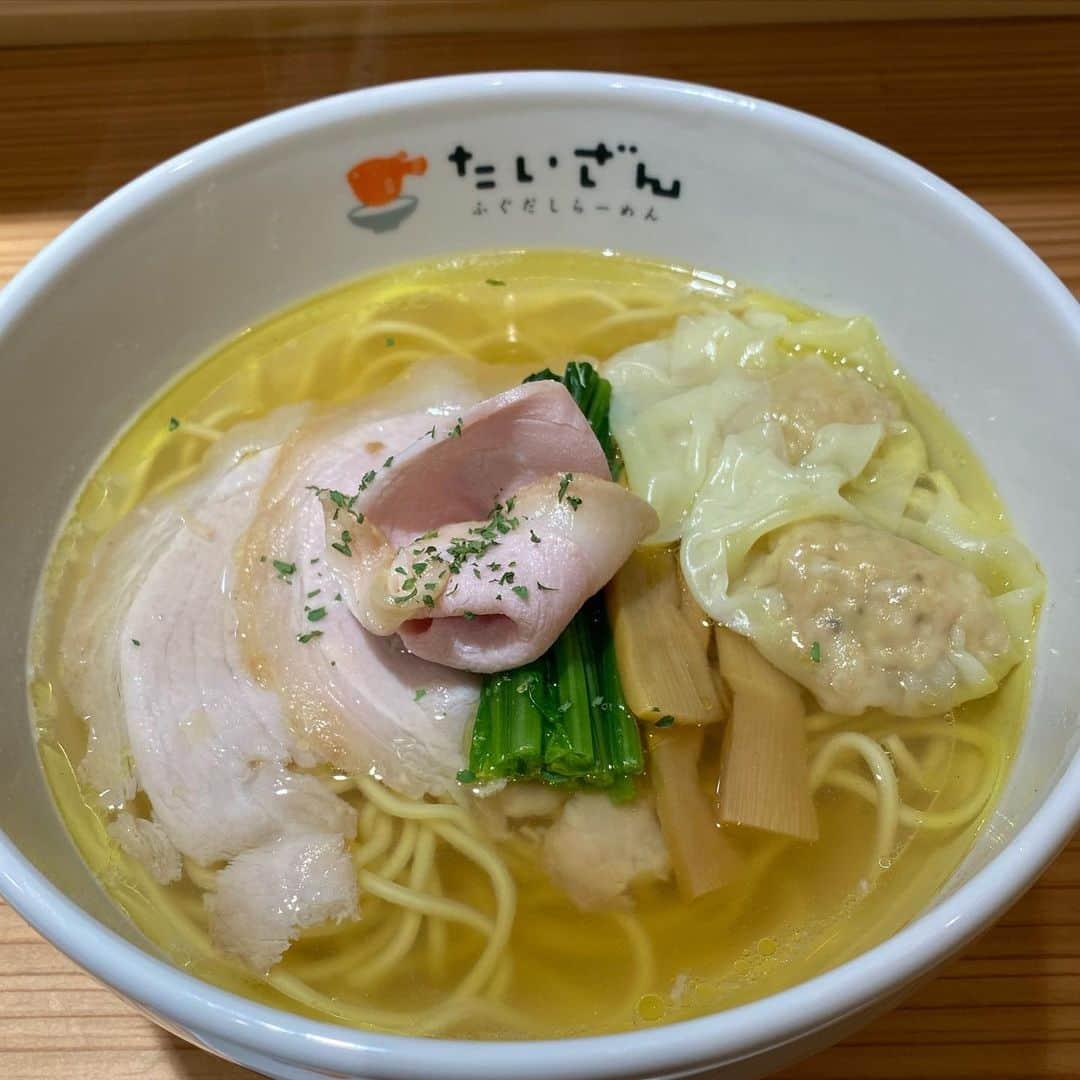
[357,870,494,937]
[343,839,432,991]
[351,319,476,359]
[424,861,449,980]
[371,819,418,881]
[811,732,901,884]
[883,732,931,790]
[351,814,395,868]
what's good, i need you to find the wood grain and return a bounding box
[2,2,1078,48]
[1,14,1078,1080]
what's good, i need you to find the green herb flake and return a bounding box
[530,529,541,543]
[414,688,428,702]
[358,469,377,491]
[272,559,297,578]
[331,541,352,557]
[485,278,506,287]
[421,593,435,609]
[566,494,582,511]
[385,336,395,346]
[456,768,477,784]
[297,630,324,644]
[307,485,365,524]
[307,607,328,622]
[334,592,343,601]
[131,638,141,647]
[511,585,528,600]
[656,715,676,728]
[809,640,822,664]
[557,473,574,502]
[306,589,321,599]
[383,456,394,469]
[462,611,477,621]
[168,417,180,431]
[536,581,557,591]
[448,418,464,439]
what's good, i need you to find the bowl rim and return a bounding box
[2,70,1079,1078]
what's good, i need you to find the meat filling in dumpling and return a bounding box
[748,520,1015,716]
[739,357,902,462]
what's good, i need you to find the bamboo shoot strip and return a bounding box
[649,727,744,899]
[463,362,643,794]
[714,629,819,842]
[608,547,724,725]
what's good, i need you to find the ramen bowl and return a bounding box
[1,72,1078,1080]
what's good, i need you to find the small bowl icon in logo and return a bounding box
[346,151,427,232]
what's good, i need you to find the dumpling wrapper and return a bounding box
[605,311,902,543]
[682,421,1042,716]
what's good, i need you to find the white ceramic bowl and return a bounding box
[1,72,1078,1080]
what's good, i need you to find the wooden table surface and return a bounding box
[2,12,1079,1080]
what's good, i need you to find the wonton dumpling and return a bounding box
[606,313,904,542]
[680,421,886,606]
[606,313,779,542]
[745,520,1016,716]
[682,418,1039,716]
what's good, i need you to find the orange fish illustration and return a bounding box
[347,151,428,207]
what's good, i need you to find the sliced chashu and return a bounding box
[117,437,354,865]
[359,380,611,545]
[61,412,363,968]
[59,411,306,807]
[62,484,188,809]
[62,410,354,864]
[205,828,359,972]
[326,472,658,673]
[235,402,487,799]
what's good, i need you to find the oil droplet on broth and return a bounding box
[636,993,667,1023]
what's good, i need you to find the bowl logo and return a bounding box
[346,151,427,233]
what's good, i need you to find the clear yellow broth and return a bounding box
[28,250,1034,1039]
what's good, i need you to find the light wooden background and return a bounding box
[2,9,1079,1080]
